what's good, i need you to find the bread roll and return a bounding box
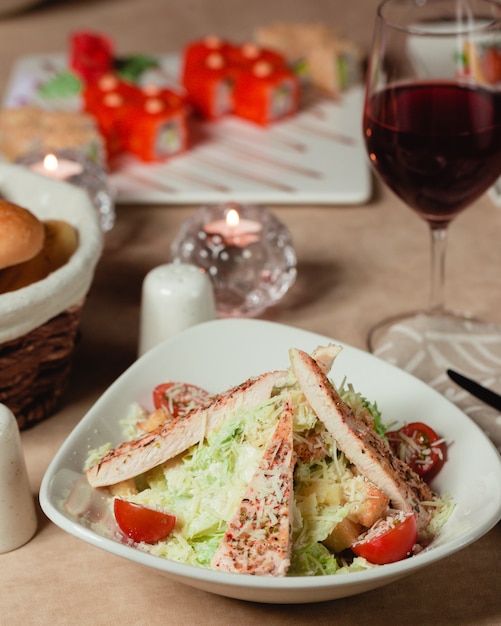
[0,199,44,269]
[0,219,78,294]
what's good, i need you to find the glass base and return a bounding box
[16,148,115,232]
[171,203,297,318]
[367,309,501,385]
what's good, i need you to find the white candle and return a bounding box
[138,263,216,356]
[30,153,84,181]
[204,208,262,247]
[0,404,37,553]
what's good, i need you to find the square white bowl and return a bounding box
[40,319,501,604]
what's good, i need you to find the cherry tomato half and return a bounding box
[114,499,176,544]
[152,382,211,417]
[351,511,418,565]
[481,47,501,84]
[387,422,445,480]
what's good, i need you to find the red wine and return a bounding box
[364,82,501,224]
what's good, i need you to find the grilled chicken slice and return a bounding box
[289,348,433,535]
[311,344,343,376]
[87,345,342,488]
[86,369,289,488]
[211,399,294,576]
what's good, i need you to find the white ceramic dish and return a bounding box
[40,319,501,604]
[4,53,371,207]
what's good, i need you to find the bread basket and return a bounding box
[0,162,103,429]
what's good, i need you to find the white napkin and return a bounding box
[373,313,501,453]
[0,163,103,343]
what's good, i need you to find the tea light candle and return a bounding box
[29,153,84,181]
[16,148,115,232]
[204,207,262,247]
[171,203,297,318]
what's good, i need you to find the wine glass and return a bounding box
[364,0,501,379]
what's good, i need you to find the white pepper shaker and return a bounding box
[138,263,216,356]
[0,404,37,553]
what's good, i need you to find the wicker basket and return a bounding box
[0,163,103,429]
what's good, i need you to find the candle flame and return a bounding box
[43,154,59,172]
[226,208,240,227]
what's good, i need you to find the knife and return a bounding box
[447,369,501,411]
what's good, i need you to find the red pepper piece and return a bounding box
[70,31,114,83]
[122,88,189,162]
[82,79,140,161]
[232,60,300,126]
[228,42,288,70]
[182,50,236,120]
[181,36,233,82]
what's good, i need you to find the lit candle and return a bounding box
[204,207,262,247]
[172,203,297,318]
[29,153,84,181]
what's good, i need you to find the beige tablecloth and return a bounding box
[1,1,500,623]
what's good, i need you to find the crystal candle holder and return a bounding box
[171,203,297,318]
[16,148,115,232]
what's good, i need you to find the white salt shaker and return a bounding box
[138,263,216,356]
[0,404,37,553]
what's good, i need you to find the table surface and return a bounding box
[1,0,501,624]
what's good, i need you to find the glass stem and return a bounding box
[428,225,448,315]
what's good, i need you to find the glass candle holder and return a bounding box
[16,148,115,232]
[171,203,297,318]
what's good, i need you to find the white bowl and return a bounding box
[40,319,501,604]
[0,162,102,343]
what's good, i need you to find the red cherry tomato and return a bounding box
[152,382,211,417]
[387,422,445,480]
[481,47,501,83]
[114,499,176,544]
[351,511,418,565]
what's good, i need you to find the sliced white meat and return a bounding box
[87,344,342,489]
[86,369,289,488]
[289,348,433,534]
[211,398,294,576]
[311,343,343,376]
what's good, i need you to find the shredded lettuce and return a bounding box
[83,442,111,472]
[124,397,282,566]
[336,377,387,436]
[290,542,342,576]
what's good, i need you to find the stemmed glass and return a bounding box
[364,0,501,377]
